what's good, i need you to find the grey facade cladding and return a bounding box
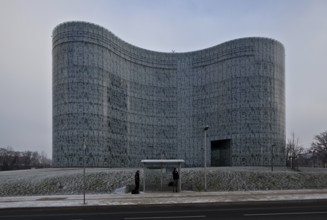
[52,21,285,167]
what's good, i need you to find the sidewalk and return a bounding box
[1,189,327,209]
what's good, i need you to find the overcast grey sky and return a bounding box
[0,0,326,157]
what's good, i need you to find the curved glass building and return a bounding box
[52,21,285,167]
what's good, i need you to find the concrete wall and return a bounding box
[52,21,285,167]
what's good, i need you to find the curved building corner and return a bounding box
[52,21,286,168]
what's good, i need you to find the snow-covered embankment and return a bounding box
[0,167,326,196]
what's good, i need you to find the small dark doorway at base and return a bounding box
[211,139,231,166]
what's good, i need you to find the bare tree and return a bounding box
[286,132,304,169]
[311,130,327,168]
[40,151,51,167]
[0,148,9,170]
[0,147,17,170]
[22,151,32,168]
[31,151,41,167]
[0,147,52,170]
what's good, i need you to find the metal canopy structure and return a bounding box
[141,159,185,192]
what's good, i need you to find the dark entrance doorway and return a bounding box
[211,139,231,166]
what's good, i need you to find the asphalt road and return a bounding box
[0,201,327,220]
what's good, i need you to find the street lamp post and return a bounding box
[204,125,209,191]
[313,150,317,168]
[271,144,275,172]
[83,141,86,204]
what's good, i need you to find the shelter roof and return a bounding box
[141,159,185,168]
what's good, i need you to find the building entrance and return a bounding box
[211,139,231,166]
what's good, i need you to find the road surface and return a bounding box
[0,200,326,220]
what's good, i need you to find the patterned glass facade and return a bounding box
[52,22,285,167]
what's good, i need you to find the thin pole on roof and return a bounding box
[204,125,209,192]
[83,141,86,204]
[160,164,163,191]
[178,163,181,192]
[143,166,146,193]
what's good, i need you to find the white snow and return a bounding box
[112,186,127,194]
[1,190,327,209]
[0,168,137,196]
[0,167,326,197]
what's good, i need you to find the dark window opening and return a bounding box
[211,139,231,166]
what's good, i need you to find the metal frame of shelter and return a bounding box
[141,159,185,192]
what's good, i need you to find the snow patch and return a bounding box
[112,186,127,194]
[0,167,326,196]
